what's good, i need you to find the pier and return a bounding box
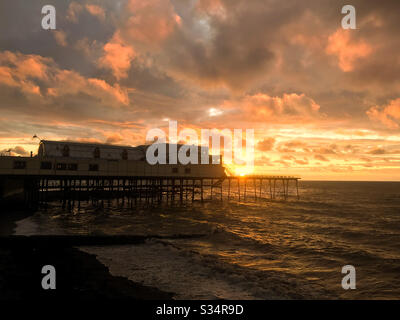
[2,174,300,209]
[0,155,300,209]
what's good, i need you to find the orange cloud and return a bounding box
[67,2,106,22]
[326,29,372,72]
[367,98,400,129]
[0,51,49,79]
[97,0,181,79]
[220,93,322,124]
[369,148,386,155]
[196,0,226,18]
[98,32,135,80]
[257,137,275,151]
[124,0,180,44]
[87,78,130,105]
[0,50,129,105]
[0,51,50,96]
[105,133,124,144]
[53,70,129,105]
[85,4,105,21]
[315,154,329,162]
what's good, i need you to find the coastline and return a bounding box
[0,209,175,300]
[0,196,34,236]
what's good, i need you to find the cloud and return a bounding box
[122,0,180,44]
[368,148,386,155]
[98,32,135,80]
[53,30,68,47]
[67,2,106,23]
[314,154,329,162]
[0,51,51,95]
[74,37,102,57]
[196,0,226,18]
[295,159,308,165]
[367,98,400,129]
[0,50,130,109]
[283,141,308,149]
[220,93,322,124]
[0,146,29,156]
[281,155,295,161]
[312,145,337,155]
[257,137,275,151]
[326,29,372,72]
[85,4,106,21]
[106,133,124,144]
[66,2,84,23]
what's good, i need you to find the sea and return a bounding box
[9,181,400,299]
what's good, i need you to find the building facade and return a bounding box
[0,140,227,178]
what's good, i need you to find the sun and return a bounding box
[232,165,253,177]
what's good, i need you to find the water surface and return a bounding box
[11,181,400,299]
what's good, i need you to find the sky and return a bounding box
[0,0,399,180]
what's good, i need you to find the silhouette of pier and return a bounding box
[18,175,299,209]
[0,156,300,209]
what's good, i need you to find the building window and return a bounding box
[93,147,100,159]
[122,149,128,160]
[56,163,67,170]
[13,161,26,169]
[184,168,191,174]
[67,163,78,171]
[89,164,99,171]
[62,145,70,157]
[172,167,179,174]
[40,161,52,170]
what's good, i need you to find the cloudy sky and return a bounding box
[0,0,399,180]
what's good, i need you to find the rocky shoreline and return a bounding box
[0,211,175,300]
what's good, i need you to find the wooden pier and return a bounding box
[17,175,300,209]
[0,156,300,209]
